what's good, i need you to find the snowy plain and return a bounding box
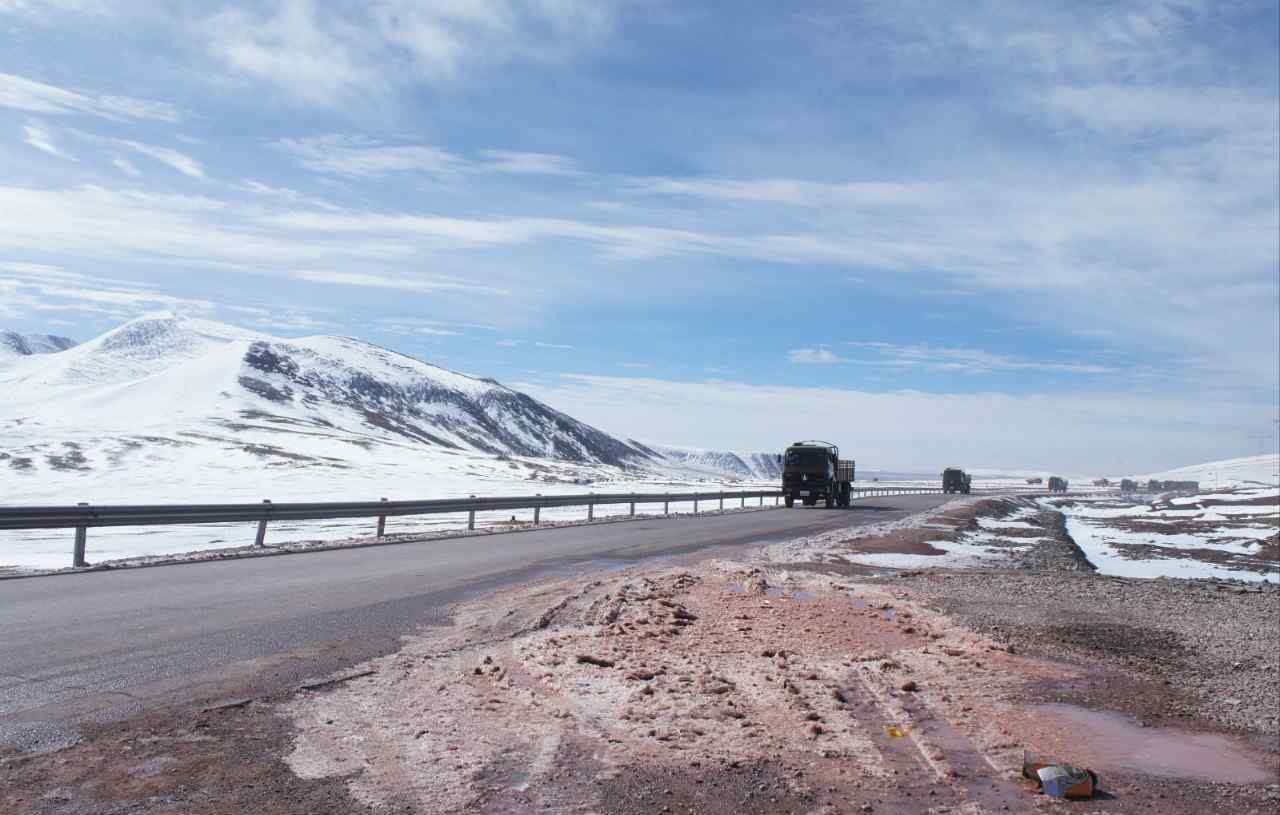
[1048,480,1279,583]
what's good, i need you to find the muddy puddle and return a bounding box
[1032,704,1277,784]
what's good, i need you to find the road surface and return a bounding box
[0,495,950,751]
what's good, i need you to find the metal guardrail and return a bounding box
[0,485,954,568]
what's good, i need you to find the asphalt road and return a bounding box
[0,495,950,751]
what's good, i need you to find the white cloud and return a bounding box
[788,348,844,364]
[0,71,179,122]
[202,0,380,106]
[0,1,111,16]
[202,0,613,104]
[289,269,509,296]
[478,149,579,176]
[1040,84,1278,135]
[634,177,941,208]
[277,134,463,177]
[0,262,216,320]
[844,342,1116,376]
[277,135,580,179]
[21,120,76,160]
[113,139,204,178]
[516,373,1273,473]
[533,341,573,349]
[108,157,140,176]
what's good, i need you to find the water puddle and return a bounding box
[507,768,530,792]
[763,587,817,600]
[881,608,896,621]
[1033,704,1276,784]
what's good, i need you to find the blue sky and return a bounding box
[1,0,1277,472]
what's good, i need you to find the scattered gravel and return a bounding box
[894,570,1280,739]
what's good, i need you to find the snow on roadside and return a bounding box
[1062,516,1273,582]
[1046,486,1279,583]
[761,496,1072,573]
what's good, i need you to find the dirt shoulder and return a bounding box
[4,499,1279,815]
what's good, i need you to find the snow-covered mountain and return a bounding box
[639,443,782,481]
[0,330,76,364]
[1,315,658,482]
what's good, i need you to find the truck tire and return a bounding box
[825,495,834,509]
[784,494,794,508]
[803,498,815,507]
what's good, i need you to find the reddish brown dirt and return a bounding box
[5,559,1277,814]
[838,527,948,556]
[0,702,381,815]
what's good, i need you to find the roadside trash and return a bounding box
[884,725,906,738]
[1023,751,1098,799]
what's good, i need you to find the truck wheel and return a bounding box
[784,495,794,508]
[803,498,815,507]
[825,495,834,509]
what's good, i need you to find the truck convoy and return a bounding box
[781,441,855,508]
[942,467,972,494]
[1047,476,1069,493]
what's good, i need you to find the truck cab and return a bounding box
[781,441,854,508]
[942,467,971,494]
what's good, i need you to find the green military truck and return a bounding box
[781,440,855,508]
[1047,476,1069,493]
[942,467,971,494]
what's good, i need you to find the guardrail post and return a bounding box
[629,495,636,517]
[588,494,594,521]
[759,495,763,506]
[694,497,699,514]
[468,495,476,531]
[740,495,745,508]
[663,500,669,515]
[534,495,541,525]
[719,492,724,511]
[254,499,271,547]
[376,497,388,538]
[73,502,89,567]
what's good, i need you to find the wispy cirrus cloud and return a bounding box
[0,262,215,320]
[633,177,940,208]
[288,269,509,296]
[788,348,844,365]
[0,71,180,122]
[111,156,141,176]
[844,342,1115,376]
[202,0,614,104]
[477,149,579,176]
[276,134,579,179]
[22,120,76,160]
[113,139,204,179]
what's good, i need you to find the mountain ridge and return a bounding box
[1,314,661,474]
[0,330,76,363]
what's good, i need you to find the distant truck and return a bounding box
[1120,479,1138,492]
[1093,478,1110,486]
[1047,476,1069,493]
[781,440,855,508]
[1148,479,1200,493]
[942,467,972,494]
[1026,477,1043,485]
